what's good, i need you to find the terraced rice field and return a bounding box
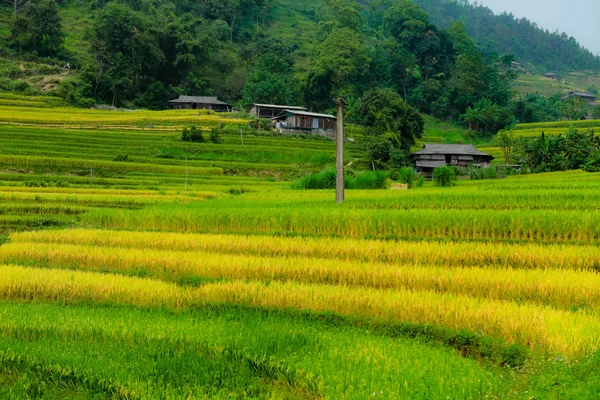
[0,99,600,398]
[513,119,600,138]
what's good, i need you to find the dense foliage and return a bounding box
[411,0,600,72]
[0,0,522,124]
[513,127,600,173]
[292,168,388,190]
[8,0,65,58]
[2,0,598,159]
[433,166,456,186]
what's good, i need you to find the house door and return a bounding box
[312,118,319,129]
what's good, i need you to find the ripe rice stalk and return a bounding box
[0,265,598,357]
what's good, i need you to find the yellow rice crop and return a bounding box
[0,192,213,206]
[2,242,600,311]
[0,106,249,127]
[0,264,598,357]
[13,229,600,271]
[0,155,223,175]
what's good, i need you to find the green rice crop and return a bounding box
[0,302,502,399]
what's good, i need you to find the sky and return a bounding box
[473,0,600,56]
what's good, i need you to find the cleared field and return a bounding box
[511,70,600,98]
[0,98,599,398]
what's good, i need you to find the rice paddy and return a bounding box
[0,98,599,398]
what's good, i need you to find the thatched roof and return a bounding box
[168,96,228,105]
[412,144,494,159]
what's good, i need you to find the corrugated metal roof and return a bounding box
[168,96,228,105]
[560,91,597,100]
[254,104,306,110]
[413,144,494,158]
[285,110,337,119]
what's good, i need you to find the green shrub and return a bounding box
[293,169,388,190]
[484,166,498,179]
[248,118,273,131]
[113,155,129,162]
[209,127,224,144]
[353,170,388,189]
[397,167,417,188]
[583,151,600,172]
[181,125,204,143]
[292,169,336,190]
[433,166,456,187]
[499,344,528,368]
[416,176,425,187]
[467,165,485,180]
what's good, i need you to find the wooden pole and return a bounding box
[336,98,346,204]
[185,155,188,194]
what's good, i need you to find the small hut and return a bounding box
[168,96,230,112]
[249,104,307,119]
[560,92,598,105]
[412,144,494,173]
[274,110,337,139]
[544,72,559,80]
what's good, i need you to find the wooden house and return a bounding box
[544,72,559,80]
[560,91,598,105]
[168,96,230,112]
[412,144,494,173]
[249,104,307,119]
[274,110,337,139]
[510,61,526,74]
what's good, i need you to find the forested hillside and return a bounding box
[0,0,598,123]
[410,0,600,72]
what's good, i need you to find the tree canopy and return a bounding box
[9,0,64,57]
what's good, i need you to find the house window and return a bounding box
[312,118,319,129]
[445,155,451,164]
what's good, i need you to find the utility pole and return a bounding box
[336,97,346,204]
[185,155,188,194]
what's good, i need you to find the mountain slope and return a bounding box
[410,0,600,72]
[3,0,598,74]
[1,0,599,107]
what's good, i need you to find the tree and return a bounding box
[433,166,456,187]
[497,130,516,165]
[242,41,297,106]
[383,0,454,81]
[319,0,362,33]
[9,0,64,57]
[562,97,588,121]
[305,0,369,109]
[366,136,394,169]
[358,88,424,152]
[461,98,511,135]
[181,125,205,142]
[517,127,600,173]
[513,93,561,123]
[136,81,170,110]
[243,54,296,105]
[592,105,600,120]
[4,0,31,15]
